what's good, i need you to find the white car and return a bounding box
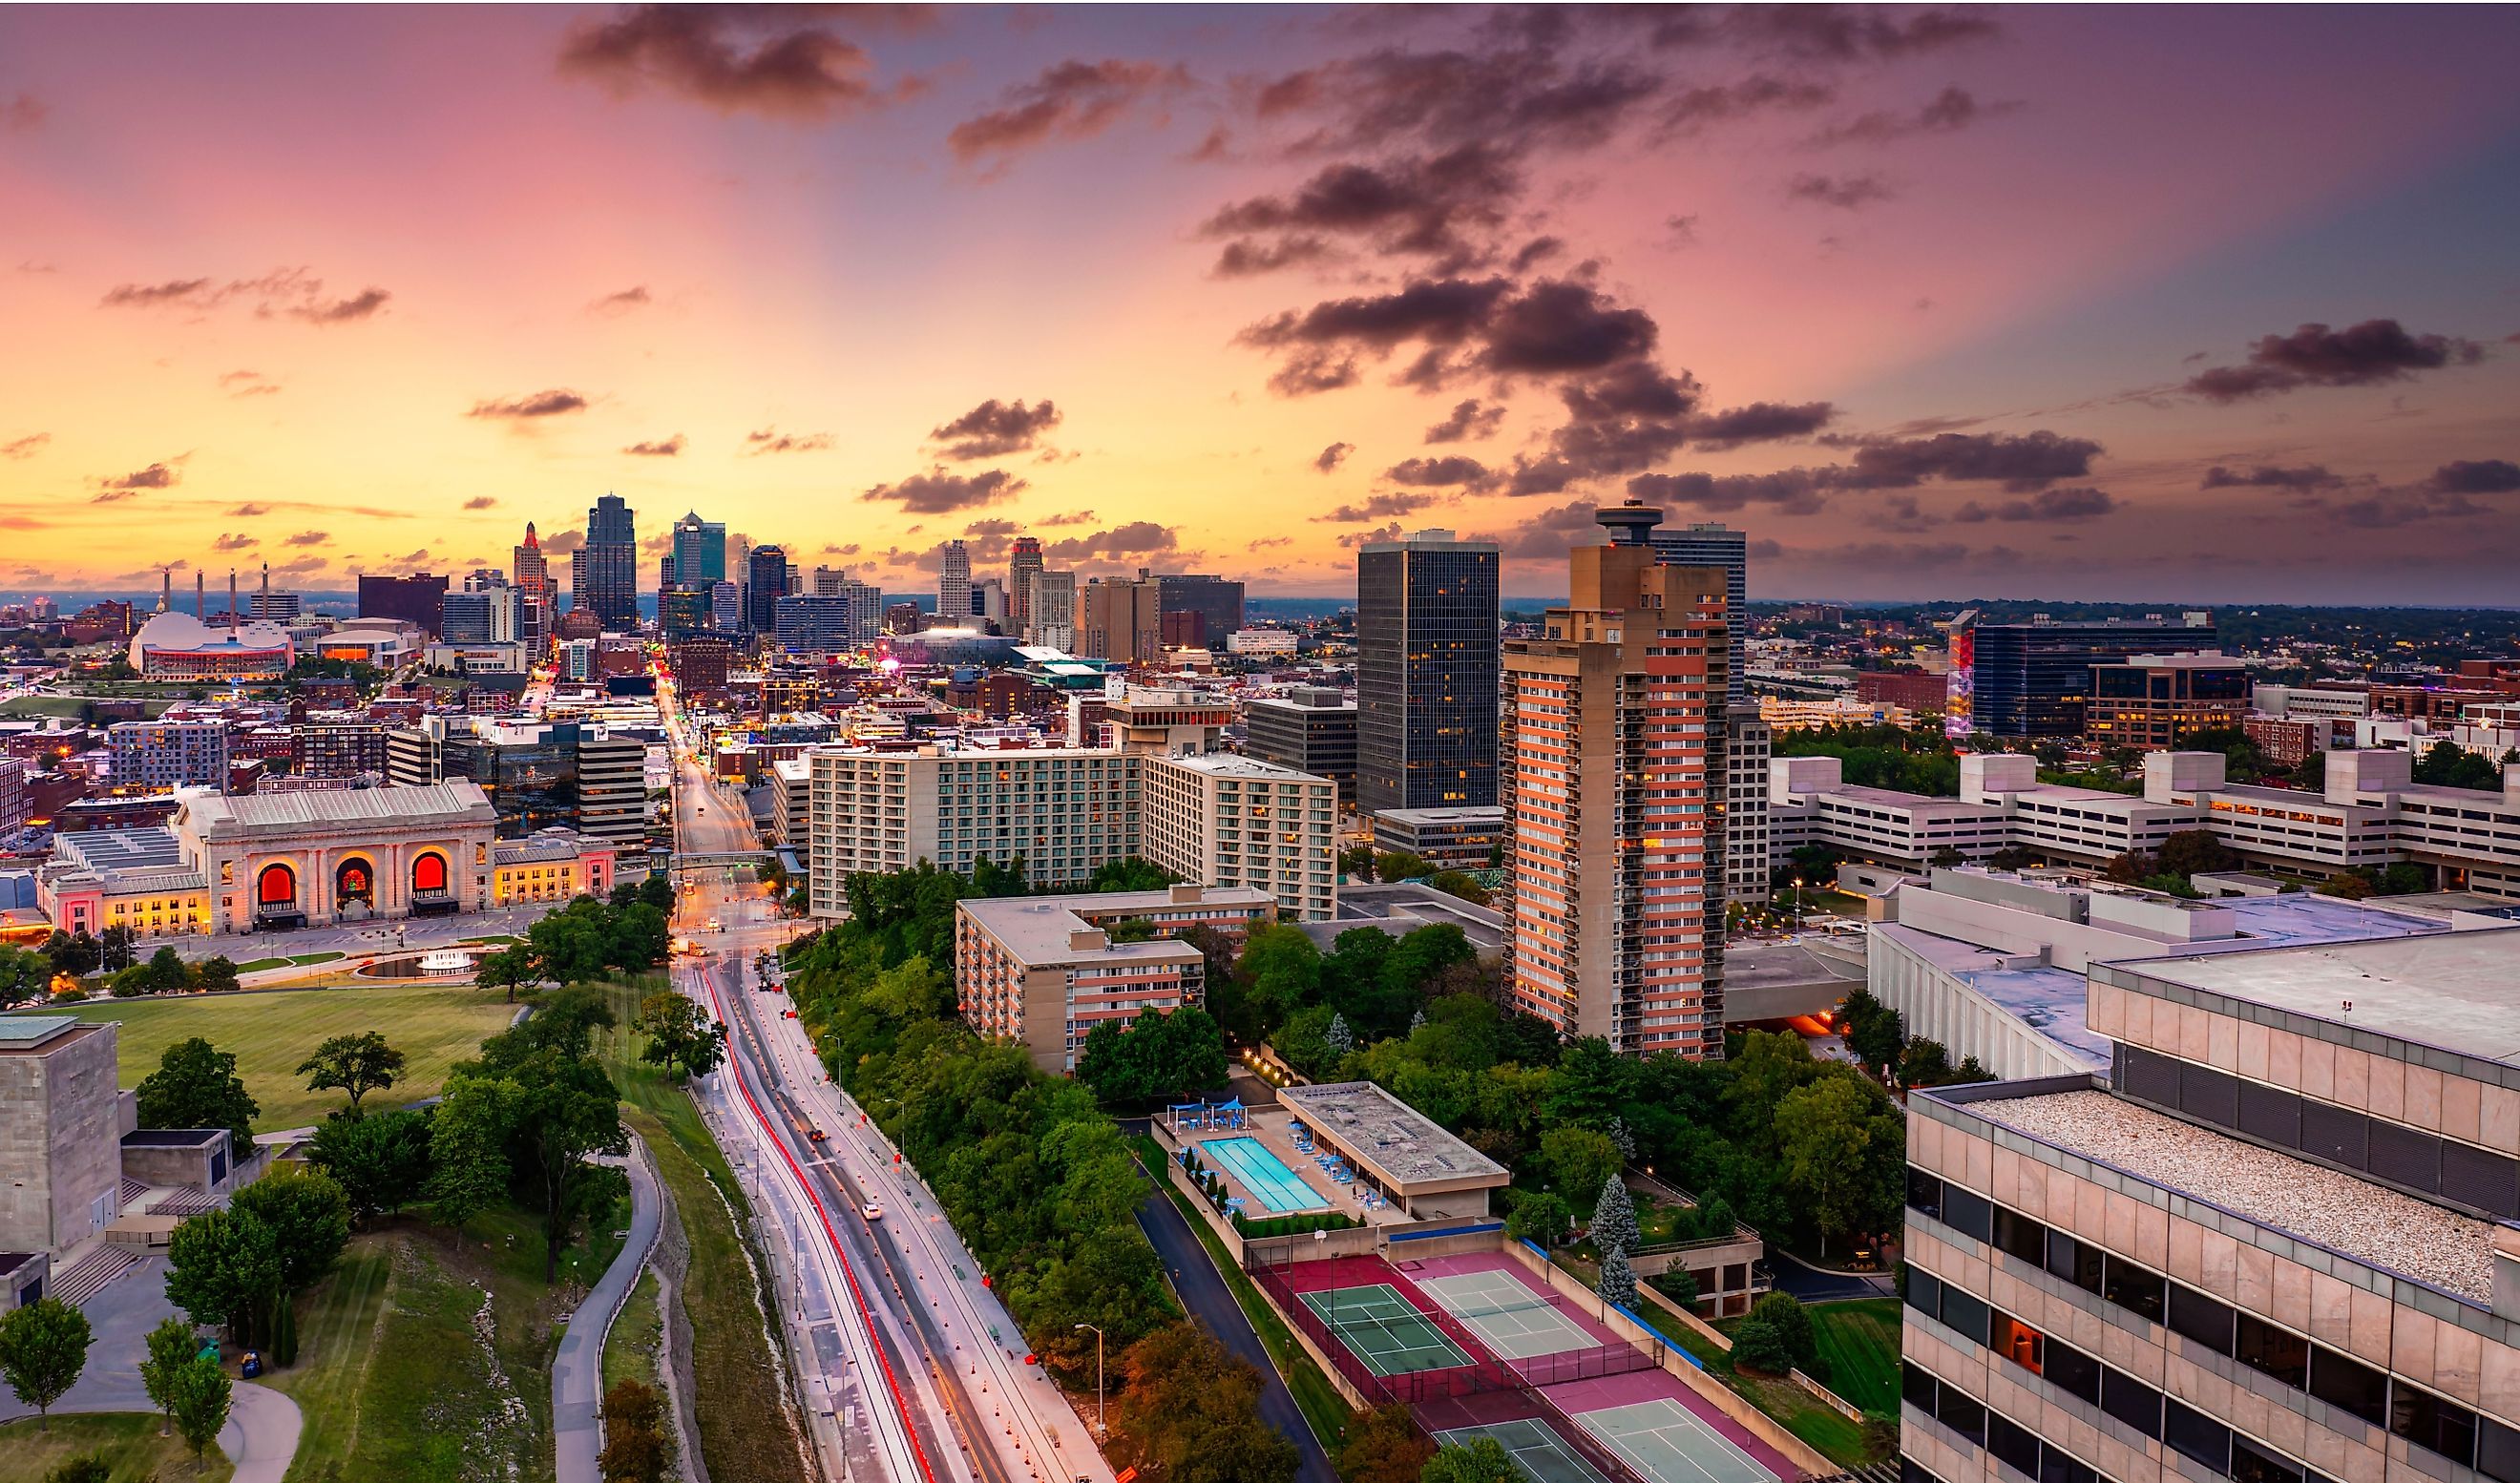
[861,1202,882,1222]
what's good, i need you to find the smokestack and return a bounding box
[195,571,204,619]
[229,570,239,632]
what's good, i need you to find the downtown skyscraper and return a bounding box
[746,544,789,636]
[1008,535,1042,636]
[1355,530,1500,815]
[571,493,638,630]
[1649,522,1747,702]
[938,540,971,627]
[1502,500,1728,1057]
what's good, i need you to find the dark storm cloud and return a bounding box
[746,428,834,454]
[291,287,390,324]
[2184,319,2484,402]
[1382,455,1496,491]
[1201,145,1522,274]
[1628,469,1831,515]
[468,389,590,420]
[947,59,1191,165]
[1823,429,2102,491]
[97,462,180,491]
[859,467,1026,514]
[1315,491,1438,523]
[623,435,685,457]
[2428,459,2520,494]
[558,6,908,120]
[1950,486,2118,523]
[1807,86,2012,146]
[929,398,1062,459]
[1041,521,1178,561]
[1313,442,1354,473]
[1682,401,1837,449]
[2200,464,2345,491]
[1424,399,1504,444]
[1236,276,1513,370]
[1786,172,1895,208]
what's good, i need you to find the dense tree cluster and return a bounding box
[1836,989,1995,1091]
[1772,722,1964,797]
[1077,1005,1228,1105]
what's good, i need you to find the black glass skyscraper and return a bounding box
[746,544,789,636]
[572,493,638,630]
[1963,614,2217,737]
[1356,530,1500,815]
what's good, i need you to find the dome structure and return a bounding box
[127,611,296,679]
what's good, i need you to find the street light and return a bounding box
[1074,1323,1105,1434]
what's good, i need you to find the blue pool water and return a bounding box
[1202,1136,1329,1213]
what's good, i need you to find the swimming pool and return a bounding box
[1201,1136,1329,1213]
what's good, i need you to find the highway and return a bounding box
[660,674,1111,1483]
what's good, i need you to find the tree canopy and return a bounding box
[136,1036,259,1159]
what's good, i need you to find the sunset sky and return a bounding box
[3,4,2517,604]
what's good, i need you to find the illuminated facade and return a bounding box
[1502,500,1727,1057]
[1356,529,1500,814]
[177,783,500,931]
[127,612,295,680]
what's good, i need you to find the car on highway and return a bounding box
[861,1202,882,1221]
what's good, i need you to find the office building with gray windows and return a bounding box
[1355,530,1499,816]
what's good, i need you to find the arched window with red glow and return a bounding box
[257,863,295,906]
[412,853,448,894]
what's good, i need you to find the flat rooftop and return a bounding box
[0,1015,78,1050]
[1875,924,2109,1071]
[1967,1087,2498,1303]
[958,888,1269,966]
[1376,806,1505,826]
[2114,925,2520,1068]
[1332,883,1505,952]
[2211,892,2446,950]
[1279,1080,1507,1192]
[1819,784,2001,816]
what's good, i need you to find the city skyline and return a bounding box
[3,6,2519,604]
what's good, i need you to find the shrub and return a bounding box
[1730,1318,1792,1374]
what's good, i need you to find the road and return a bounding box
[552,1136,662,1483]
[659,673,1109,1483]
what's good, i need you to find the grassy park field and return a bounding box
[60,982,517,1129]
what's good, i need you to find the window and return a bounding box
[1937,1387,1986,1447]
[2101,1255,2165,1323]
[2308,1346,2388,1428]
[2391,1381,2479,1467]
[2229,1437,2304,1483]
[2043,1340,2102,1406]
[1987,1412,2042,1479]
[2038,1452,2096,1483]
[2046,1231,2104,1296]
[2235,1315,2309,1388]
[1942,1184,1993,1243]
[1993,1208,2048,1266]
[1902,1361,1939,1413]
[2099,1368,2161,1438]
[1937,1286,1990,1347]
[1906,1268,1944,1324]
[2165,1399,2232,1473]
[2478,1417,2520,1483]
[1993,1315,2045,1375]
[2168,1284,2236,1356]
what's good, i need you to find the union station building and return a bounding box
[37,783,618,937]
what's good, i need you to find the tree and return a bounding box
[1109,1322,1296,1483]
[1748,1292,1817,1371]
[607,902,671,969]
[1340,1404,1435,1483]
[166,1208,282,1342]
[634,992,728,1083]
[1374,849,1430,882]
[1423,870,1490,907]
[0,946,52,1009]
[1591,1174,1640,1257]
[140,1316,200,1437]
[1233,923,1321,1038]
[1076,1006,1228,1105]
[136,1036,259,1161]
[165,1355,234,1470]
[0,1297,92,1431]
[1503,1190,1571,1249]
[500,1049,629,1283]
[42,929,98,979]
[310,1105,435,1225]
[2155,828,2236,880]
[1598,1243,1640,1310]
[298,1031,406,1117]
[1897,1038,1953,1087]
[142,945,189,992]
[1774,1076,1891,1256]
[231,1167,351,1294]
[427,1074,516,1228]
[2413,740,2503,791]
[195,955,241,993]
[1420,1437,1519,1483]
[474,946,539,1003]
[1338,844,1376,881]
[1323,1012,1353,1056]
[2316,870,2374,900]
[42,1456,113,1483]
[1087,857,1181,893]
[1729,1317,1793,1374]
[513,982,618,1058]
[598,1377,672,1483]
[1538,1127,1622,1212]
[97,924,137,972]
[1660,1265,1701,1311]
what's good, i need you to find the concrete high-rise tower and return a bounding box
[1355,530,1500,815]
[1502,499,1729,1057]
[1648,522,1747,703]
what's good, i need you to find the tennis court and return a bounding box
[1576,1398,1783,1483]
[1434,1417,1612,1483]
[1419,1268,1601,1360]
[1300,1283,1477,1377]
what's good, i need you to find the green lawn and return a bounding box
[1808,1298,1901,1414]
[0,1411,233,1481]
[603,1268,665,1394]
[58,982,518,1130]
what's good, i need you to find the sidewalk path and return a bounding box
[553,1134,663,1483]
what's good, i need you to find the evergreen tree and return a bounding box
[1323,1012,1353,1055]
[1598,1244,1639,1310]
[1592,1174,1640,1256]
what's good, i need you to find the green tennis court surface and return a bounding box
[1419,1268,1600,1360]
[1577,1398,1782,1483]
[1435,1417,1613,1483]
[1301,1284,1477,1376]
